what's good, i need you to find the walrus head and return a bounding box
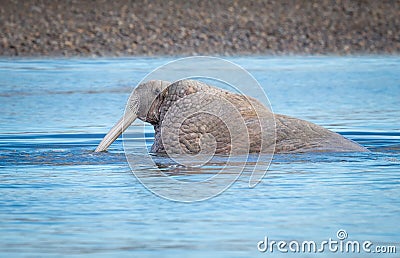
[95,80,170,152]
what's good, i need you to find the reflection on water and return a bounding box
[0,57,399,257]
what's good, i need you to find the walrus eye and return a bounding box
[154,88,161,96]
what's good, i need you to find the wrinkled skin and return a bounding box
[95,79,368,154]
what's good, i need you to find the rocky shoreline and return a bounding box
[1,0,399,57]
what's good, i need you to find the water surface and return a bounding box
[0,57,399,257]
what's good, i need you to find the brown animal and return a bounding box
[95,80,368,154]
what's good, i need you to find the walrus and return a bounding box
[95,79,368,154]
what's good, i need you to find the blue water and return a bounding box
[0,57,399,257]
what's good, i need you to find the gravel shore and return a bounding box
[1,0,399,56]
